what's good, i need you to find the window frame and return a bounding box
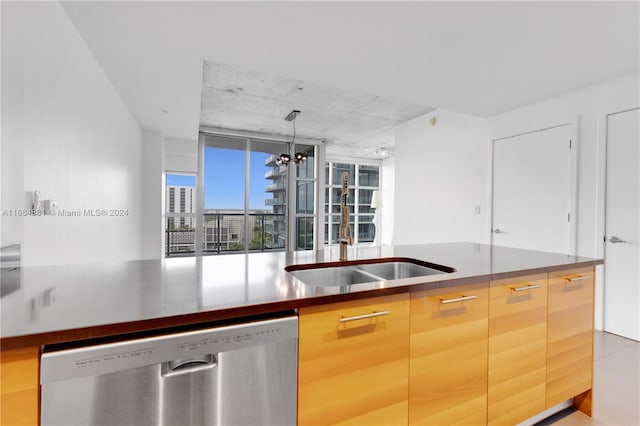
[324,159,381,246]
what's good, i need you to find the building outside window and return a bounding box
[324,162,380,245]
[165,174,196,255]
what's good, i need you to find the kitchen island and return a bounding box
[1,242,602,425]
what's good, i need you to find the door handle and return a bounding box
[608,236,627,244]
[492,228,503,234]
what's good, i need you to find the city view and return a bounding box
[165,140,379,257]
[165,146,288,256]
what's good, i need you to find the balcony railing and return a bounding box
[165,213,286,257]
[265,183,286,192]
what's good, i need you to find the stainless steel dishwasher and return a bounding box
[41,314,298,426]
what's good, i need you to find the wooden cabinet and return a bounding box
[0,346,40,426]
[409,282,489,425]
[547,267,595,414]
[488,274,548,426]
[298,293,410,425]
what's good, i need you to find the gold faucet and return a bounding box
[339,172,353,261]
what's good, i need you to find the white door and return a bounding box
[604,108,639,341]
[492,125,574,254]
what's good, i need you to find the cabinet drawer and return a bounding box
[298,293,410,425]
[547,267,594,408]
[488,274,547,426]
[410,282,488,425]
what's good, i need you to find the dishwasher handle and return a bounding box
[161,354,217,377]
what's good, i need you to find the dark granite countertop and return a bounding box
[0,243,602,349]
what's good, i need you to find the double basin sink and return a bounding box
[285,258,455,287]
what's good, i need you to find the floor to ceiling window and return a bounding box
[202,135,247,253]
[194,132,317,255]
[324,161,380,245]
[294,144,316,250]
[164,173,196,256]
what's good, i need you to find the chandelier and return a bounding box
[276,110,308,166]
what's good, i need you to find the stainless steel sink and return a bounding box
[356,261,444,281]
[285,258,454,287]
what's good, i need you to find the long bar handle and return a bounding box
[339,310,389,323]
[511,284,541,292]
[440,295,478,304]
[565,275,591,282]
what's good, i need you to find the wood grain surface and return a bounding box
[409,282,489,425]
[488,274,548,426]
[298,293,410,425]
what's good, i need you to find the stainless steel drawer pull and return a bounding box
[161,354,217,377]
[440,295,478,304]
[511,284,541,292]
[565,275,591,282]
[339,310,389,323]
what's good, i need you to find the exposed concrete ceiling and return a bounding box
[200,61,434,158]
[60,1,639,158]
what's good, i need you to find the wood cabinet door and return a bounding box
[488,274,547,426]
[1,346,40,426]
[409,282,489,425]
[298,293,410,426]
[547,267,594,410]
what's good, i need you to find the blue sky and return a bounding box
[166,147,272,210]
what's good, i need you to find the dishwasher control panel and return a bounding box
[41,316,298,384]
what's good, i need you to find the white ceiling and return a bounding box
[61,1,639,158]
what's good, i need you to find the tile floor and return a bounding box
[538,331,640,426]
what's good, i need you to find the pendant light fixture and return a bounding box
[277,110,307,166]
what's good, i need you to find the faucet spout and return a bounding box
[339,172,353,261]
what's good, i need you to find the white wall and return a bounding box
[1,2,143,266]
[165,137,198,173]
[393,110,491,245]
[380,156,395,245]
[1,3,25,249]
[142,131,165,259]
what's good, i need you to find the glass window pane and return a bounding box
[324,215,329,245]
[358,189,375,214]
[202,212,245,253]
[331,188,354,214]
[296,217,314,250]
[332,163,355,186]
[358,165,379,187]
[204,146,245,210]
[165,174,196,257]
[203,143,245,254]
[250,141,287,251]
[296,144,315,179]
[250,141,288,212]
[324,188,329,214]
[296,181,314,214]
[358,222,375,243]
[247,213,285,251]
[165,216,196,255]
